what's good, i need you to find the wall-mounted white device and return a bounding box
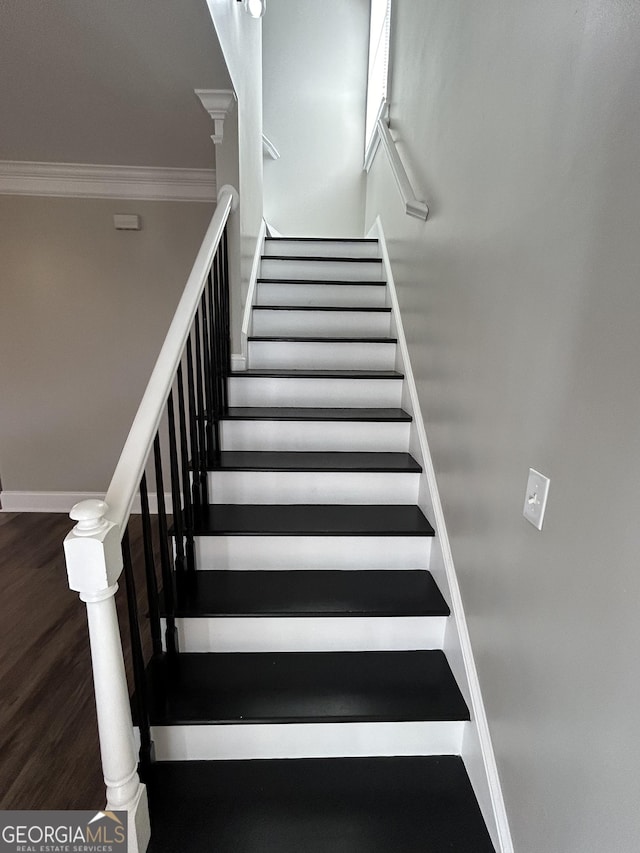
[523,468,550,530]
[113,214,141,231]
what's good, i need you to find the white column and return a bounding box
[64,500,151,853]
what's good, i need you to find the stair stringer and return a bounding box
[369,216,514,853]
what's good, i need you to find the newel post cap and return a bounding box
[64,499,123,594]
[70,498,110,535]
[218,184,239,212]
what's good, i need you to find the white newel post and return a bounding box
[64,500,151,853]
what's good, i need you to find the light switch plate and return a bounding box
[113,214,141,230]
[523,468,550,530]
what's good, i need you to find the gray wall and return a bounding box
[262,0,368,236]
[0,0,231,168]
[365,1,640,851]
[0,196,213,494]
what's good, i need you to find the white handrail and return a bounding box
[262,133,280,160]
[104,184,238,535]
[364,101,429,222]
[376,118,429,221]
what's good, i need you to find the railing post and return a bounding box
[64,499,151,853]
[217,183,240,376]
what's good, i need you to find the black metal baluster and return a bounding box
[207,270,221,449]
[193,309,210,506]
[122,527,154,776]
[153,433,178,656]
[221,227,231,413]
[176,363,196,576]
[185,336,202,520]
[139,473,162,658]
[209,269,223,457]
[200,287,216,468]
[213,245,225,425]
[167,391,187,600]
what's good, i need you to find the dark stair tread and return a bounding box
[147,756,495,853]
[231,369,403,379]
[193,505,435,536]
[248,335,397,343]
[208,452,421,472]
[142,651,468,724]
[223,406,411,421]
[262,255,383,263]
[265,237,379,243]
[252,305,391,312]
[257,278,387,286]
[171,570,449,618]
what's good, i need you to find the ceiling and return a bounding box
[0,0,233,168]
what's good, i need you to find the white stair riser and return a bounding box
[195,535,432,570]
[146,721,465,761]
[263,240,380,259]
[257,282,386,307]
[221,420,411,452]
[228,376,403,408]
[252,309,391,337]
[207,470,419,504]
[170,616,446,653]
[260,258,383,281]
[248,340,397,371]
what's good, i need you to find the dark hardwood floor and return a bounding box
[0,512,156,809]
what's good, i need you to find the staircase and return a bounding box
[140,237,496,851]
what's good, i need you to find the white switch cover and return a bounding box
[523,468,550,530]
[113,214,141,230]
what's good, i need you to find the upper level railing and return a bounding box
[63,184,238,853]
[364,100,429,222]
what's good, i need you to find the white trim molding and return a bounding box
[195,89,237,145]
[230,353,247,372]
[0,161,217,202]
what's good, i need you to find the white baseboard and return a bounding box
[370,217,514,853]
[0,490,171,515]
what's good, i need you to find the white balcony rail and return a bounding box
[63,184,239,853]
[364,101,429,222]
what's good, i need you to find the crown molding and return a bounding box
[0,161,217,202]
[194,89,237,145]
